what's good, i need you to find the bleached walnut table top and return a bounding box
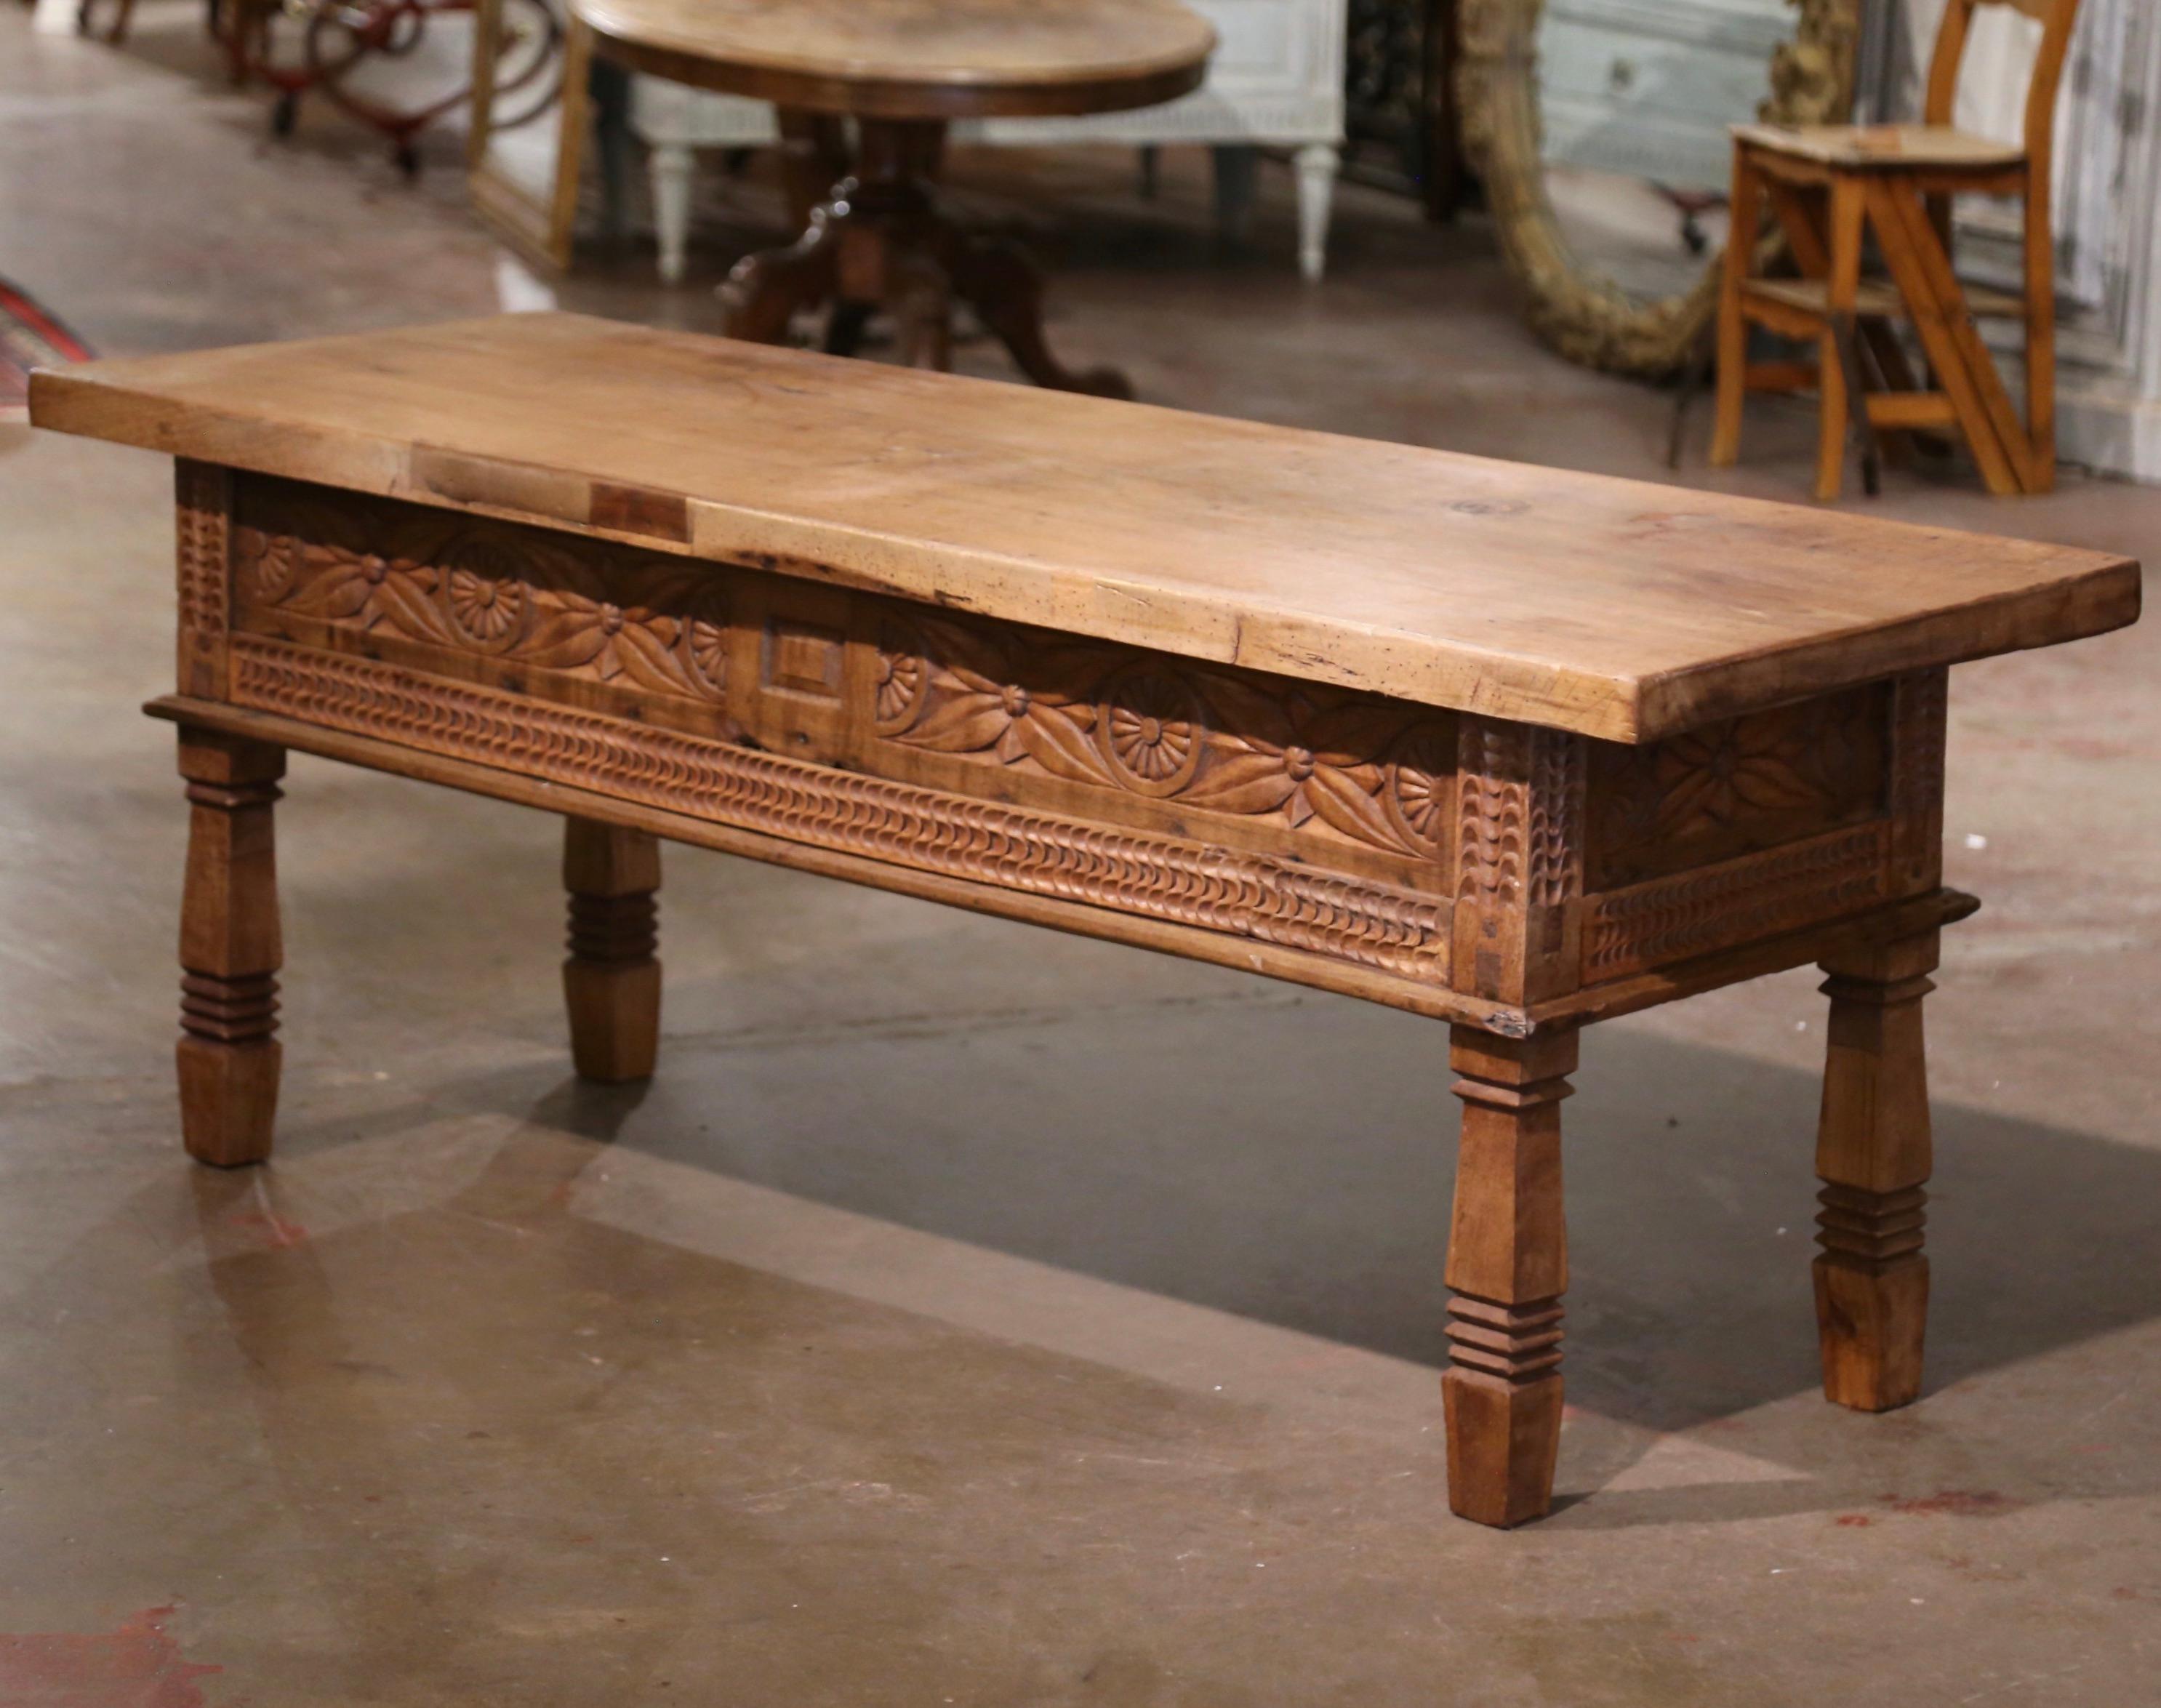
[29,312,2135,744]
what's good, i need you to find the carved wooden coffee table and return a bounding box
[29,314,2140,1527]
[572,0,1215,397]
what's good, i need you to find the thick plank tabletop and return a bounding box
[573,0,1216,119]
[30,313,2139,742]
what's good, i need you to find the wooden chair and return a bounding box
[1710,0,2080,500]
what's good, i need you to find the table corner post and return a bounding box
[562,817,663,1083]
[175,457,234,701]
[176,723,286,1168]
[1813,925,1939,1412]
[1443,1022,1578,1529]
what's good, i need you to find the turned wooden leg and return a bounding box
[720,207,842,346]
[824,298,877,357]
[777,108,850,233]
[943,233,1133,401]
[563,818,661,1083]
[1814,930,1936,1411]
[176,729,285,1168]
[889,252,955,372]
[1709,140,1760,468]
[1443,1025,1575,1528]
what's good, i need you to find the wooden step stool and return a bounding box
[1711,0,2082,500]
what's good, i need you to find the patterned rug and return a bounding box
[0,277,94,423]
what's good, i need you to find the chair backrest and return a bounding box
[1924,0,2081,177]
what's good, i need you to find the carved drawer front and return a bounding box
[1576,675,1946,982]
[217,476,1461,989]
[194,475,1952,1014]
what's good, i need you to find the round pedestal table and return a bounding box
[574,0,1216,397]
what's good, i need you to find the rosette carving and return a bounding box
[440,538,531,651]
[683,586,731,697]
[1588,687,1887,888]
[875,623,929,733]
[1098,667,1203,795]
[1384,725,1457,859]
[873,614,1457,860]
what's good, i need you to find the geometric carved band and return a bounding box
[179,969,278,1045]
[1816,1182,1928,1268]
[1584,823,1893,979]
[176,460,230,698]
[1445,1295,1565,1384]
[227,636,1455,983]
[177,466,229,639]
[568,891,659,966]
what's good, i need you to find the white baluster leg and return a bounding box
[651,143,694,285]
[1294,143,1339,284]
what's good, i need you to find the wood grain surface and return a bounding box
[1728,124,2025,169]
[33,313,2139,742]
[573,0,1215,119]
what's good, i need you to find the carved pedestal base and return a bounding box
[563,817,662,1083]
[176,729,285,1168]
[1443,1025,1575,1528]
[721,118,1131,398]
[1813,931,1936,1411]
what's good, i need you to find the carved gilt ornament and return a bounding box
[1456,0,1861,377]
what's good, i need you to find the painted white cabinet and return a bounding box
[632,0,1347,284]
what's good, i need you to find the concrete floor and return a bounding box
[4,8,2161,1704]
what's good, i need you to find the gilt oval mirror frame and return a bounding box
[1457,0,1861,378]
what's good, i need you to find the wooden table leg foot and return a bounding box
[1444,1320,1566,1529]
[563,817,661,1083]
[1813,930,1936,1411]
[1443,1025,1576,1527]
[945,233,1132,400]
[720,209,842,346]
[888,252,955,372]
[824,298,876,358]
[176,728,285,1168]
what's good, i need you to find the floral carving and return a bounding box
[1589,689,1888,889]
[231,485,1459,872]
[1657,722,1829,831]
[878,620,1113,785]
[233,515,723,705]
[875,614,1456,860]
